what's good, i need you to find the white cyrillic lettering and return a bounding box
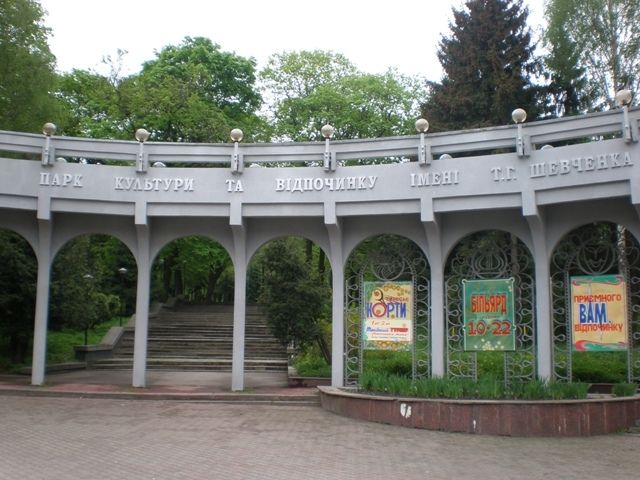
[325,178,334,191]
[40,172,49,185]
[596,154,608,169]
[347,177,356,190]
[368,176,377,189]
[276,179,285,191]
[584,156,595,171]
[313,178,324,190]
[234,180,244,192]
[335,177,345,190]
[225,179,234,192]
[51,174,60,186]
[73,175,82,187]
[291,178,303,193]
[572,157,584,172]
[62,174,73,186]
[144,179,154,191]
[559,159,570,174]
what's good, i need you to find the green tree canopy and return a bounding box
[261,50,424,142]
[544,0,640,111]
[422,0,542,131]
[126,37,266,142]
[56,37,267,142]
[0,0,58,132]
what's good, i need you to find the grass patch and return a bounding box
[571,351,627,383]
[45,317,124,365]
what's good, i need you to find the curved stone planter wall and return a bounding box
[318,386,640,436]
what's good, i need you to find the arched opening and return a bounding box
[144,235,235,371]
[248,236,332,378]
[0,229,37,369]
[444,230,535,385]
[49,234,136,369]
[550,222,640,384]
[343,234,430,387]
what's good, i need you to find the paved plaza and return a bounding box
[1,393,639,480]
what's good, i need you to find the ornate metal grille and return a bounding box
[344,236,430,386]
[551,223,640,383]
[445,231,536,384]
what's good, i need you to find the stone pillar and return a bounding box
[326,202,344,387]
[31,219,52,386]
[231,224,246,391]
[132,224,150,388]
[423,214,445,377]
[524,195,553,381]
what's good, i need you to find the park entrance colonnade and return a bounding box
[1,105,639,391]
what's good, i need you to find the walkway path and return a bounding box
[1,393,639,480]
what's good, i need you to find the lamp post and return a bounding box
[135,128,150,172]
[616,89,635,143]
[230,128,244,173]
[321,124,335,171]
[512,108,528,157]
[118,267,128,326]
[415,118,430,166]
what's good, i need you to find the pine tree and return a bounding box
[421,0,542,131]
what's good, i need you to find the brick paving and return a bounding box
[1,393,639,480]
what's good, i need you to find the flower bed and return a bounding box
[318,386,640,436]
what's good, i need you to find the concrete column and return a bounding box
[132,225,150,388]
[31,220,52,386]
[231,225,246,391]
[524,195,553,381]
[423,218,445,377]
[330,251,344,387]
[326,211,344,387]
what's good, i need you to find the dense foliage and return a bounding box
[422,0,543,130]
[0,0,58,132]
[545,0,640,111]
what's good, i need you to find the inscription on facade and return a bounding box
[39,172,83,188]
[114,177,194,191]
[409,170,459,187]
[529,152,632,178]
[275,175,377,193]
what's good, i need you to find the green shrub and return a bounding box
[292,347,331,377]
[363,350,412,377]
[612,383,638,397]
[572,352,627,383]
[357,373,590,400]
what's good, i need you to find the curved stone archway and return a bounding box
[1,106,639,389]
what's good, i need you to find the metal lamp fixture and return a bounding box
[415,118,431,166]
[41,122,57,166]
[616,89,636,143]
[512,108,529,157]
[321,124,336,171]
[230,128,244,174]
[135,128,150,173]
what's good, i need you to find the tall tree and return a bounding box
[0,0,58,132]
[261,50,423,141]
[421,0,542,131]
[544,0,640,111]
[125,37,265,142]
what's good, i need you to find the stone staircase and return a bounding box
[91,304,289,372]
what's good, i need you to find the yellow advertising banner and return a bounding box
[363,281,413,351]
[571,274,628,351]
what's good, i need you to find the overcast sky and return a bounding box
[39,0,546,82]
